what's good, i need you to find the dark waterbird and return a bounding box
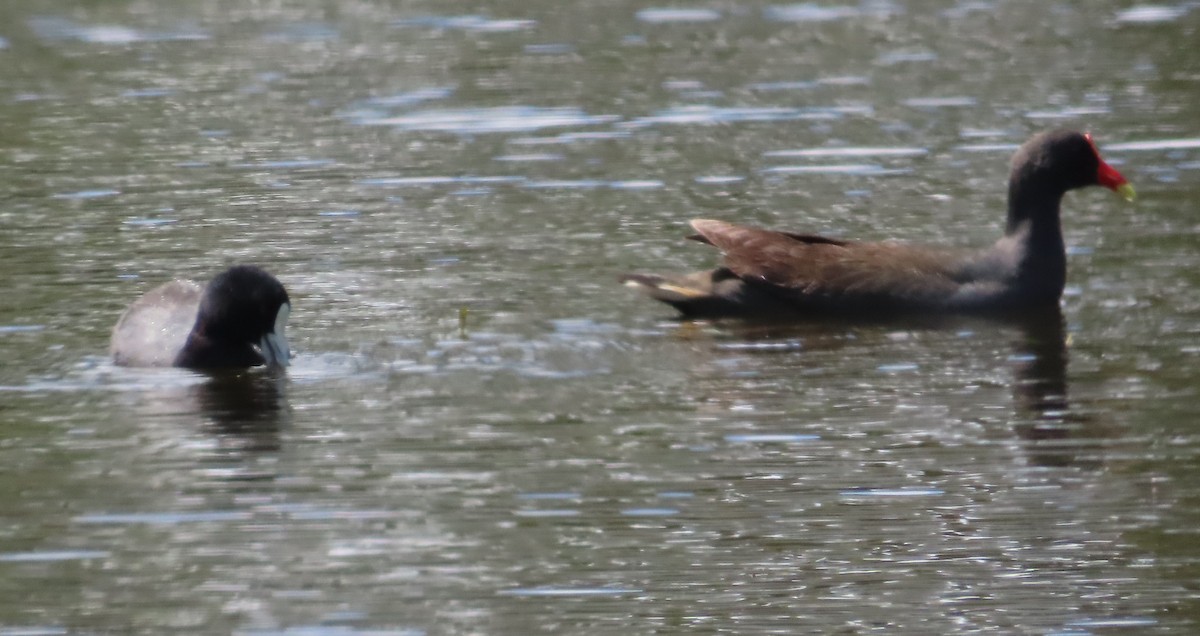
[622,130,1135,318]
[111,265,291,369]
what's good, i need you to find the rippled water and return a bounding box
[2,1,1199,633]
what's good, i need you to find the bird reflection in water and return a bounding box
[1006,308,1100,468]
[192,370,289,453]
[677,308,1098,468]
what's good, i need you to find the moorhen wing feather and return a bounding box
[622,130,1134,318]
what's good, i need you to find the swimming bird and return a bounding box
[111,265,291,369]
[621,130,1135,318]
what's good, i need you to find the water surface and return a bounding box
[1,1,1199,633]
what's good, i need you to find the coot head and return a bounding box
[111,265,292,369]
[187,265,291,369]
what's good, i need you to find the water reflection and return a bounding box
[122,370,289,453]
[695,307,1094,466]
[192,372,289,452]
[1006,309,1104,469]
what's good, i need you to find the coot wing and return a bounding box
[110,280,203,367]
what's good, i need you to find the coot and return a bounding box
[622,130,1134,317]
[111,265,291,369]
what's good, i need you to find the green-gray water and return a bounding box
[2,1,1199,633]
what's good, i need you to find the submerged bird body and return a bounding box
[111,265,291,369]
[623,130,1133,318]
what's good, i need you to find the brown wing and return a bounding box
[689,218,972,307]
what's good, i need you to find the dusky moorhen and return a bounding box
[622,130,1135,318]
[111,265,291,369]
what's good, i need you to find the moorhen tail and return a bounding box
[622,130,1135,318]
[111,265,292,369]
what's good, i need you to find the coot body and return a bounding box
[111,265,291,369]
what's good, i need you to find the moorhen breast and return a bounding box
[111,265,292,369]
[622,129,1135,318]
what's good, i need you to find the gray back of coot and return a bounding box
[110,280,203,367]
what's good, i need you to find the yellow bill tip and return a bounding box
[1116,182,1136,202]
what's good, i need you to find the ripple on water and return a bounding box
[902,96,977,108]
[234,624,427,628]
[725,433,820,443]
[347,107,620,134]
[51,189,119,200]
[626,105,850,127]
[0,550,110,562]
[357,175,525,187]
[1105,137,1200,152]
[512,509,581,518]
[493,153,564,162]
[839,488,945,498]
[359,87,455,108]
[762,164,904,176]
[0,627,69,636]
[284,509,397,521]
[765,146,928,159]
[608,180,665,190]
[1115,5,1189,24]
[748,80,817,91]
[1065,617,1159,628]
[123,217,178,227]
[694,175,746,184]
[75,511,251,525]
[263,22,339,41]
[820,75,871,86]
[524,43,575,55]
[231,159,334,170]
[508,131,633,145]
[877,362,920,373]
[28,17,207,44]
[120,88,173,99]
[516,492,581,500]
[496,587,643,597]
[1025,106,1110,120]
[955,143,1021,153]
[392,15,536,32]
[876,50,938,65]
[635,8,723,23]
[763,4,870,22]
[715,340,804,351]
[0,325,45,334]
[620,508,679,516]
[664,79,706,91]
[522,179,606,190]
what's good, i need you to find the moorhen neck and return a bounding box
[621,130,1134,318]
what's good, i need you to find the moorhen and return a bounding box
[111,265,291,369]
[622,130,1135,318]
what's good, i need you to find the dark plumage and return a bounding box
[111,265,291,369]
[622,130,1135,318]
